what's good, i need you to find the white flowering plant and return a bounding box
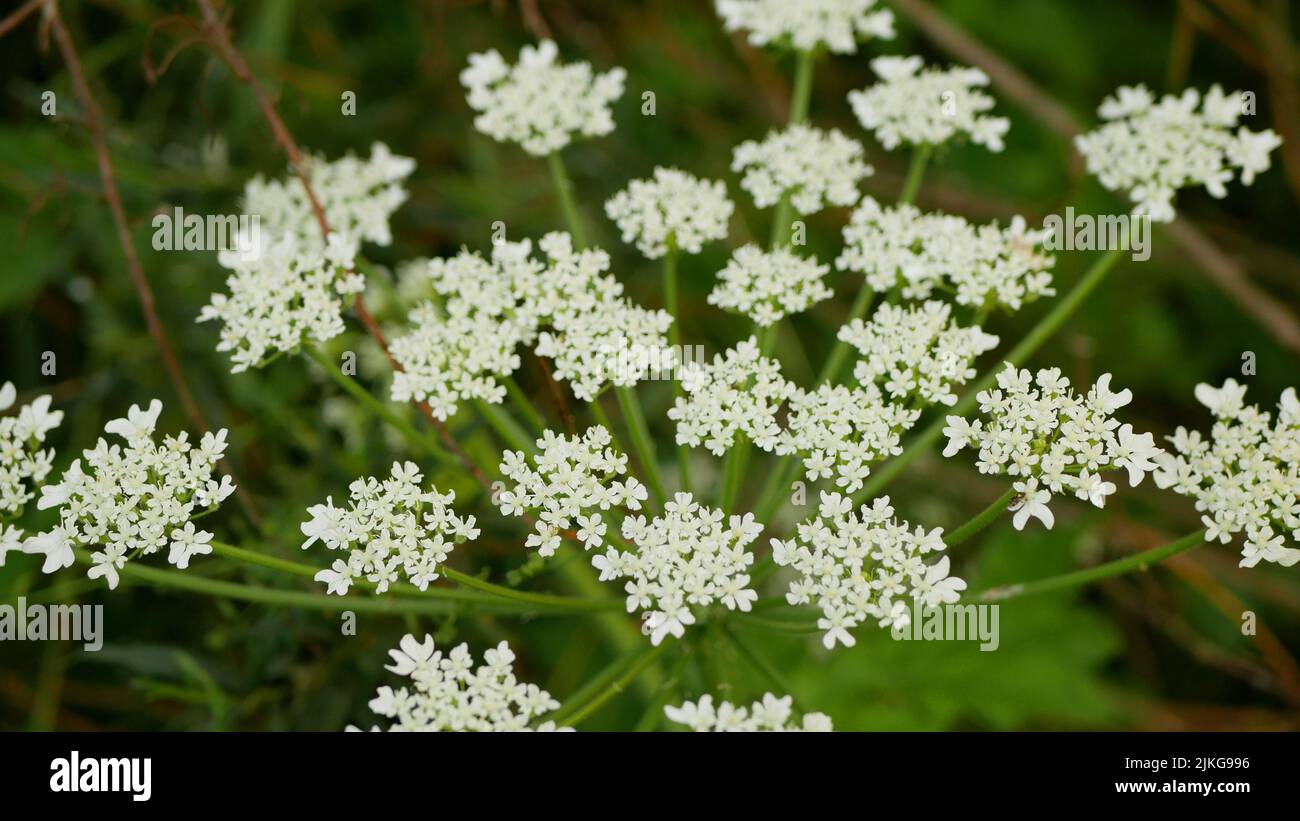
[3,0,1297,735]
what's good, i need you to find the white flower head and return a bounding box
[942,366,1161,529]
[605,167,734,258]
[1075,85,1282,222]
[301,461,478,595]
[0,383,63,517]
[669,338,796,456]
[849,56,1010,151]
[1154,382,1300,569]
[354,634,565,731]
[732,124,872,214]
[708,245,832,326]
[773,492,961,649]
[716,0,894,54]
[594,492,760,645]
[496,426,647,558]
[28,399,235,589]
[837,197,1056,312]
[461,40,625,156]
[666,692,833,731]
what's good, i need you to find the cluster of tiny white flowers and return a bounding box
[837,197,1055,312]
[708,245,832,326]
[199,232,363,373]
[715,0,893,54]
[778,384,919,494]
[665,692,832,731]
[389,240,545,419]
[1153,380,1300,569]
[942,365,1164,530]
[528,233,673,402]
[841,300,999,407]
[1075,85,1282,223]
[732,124,872,214]
[352,634,565,732]
[592,492,759,645]
[773,493,963,649]
[301,461,479,596]
[497,427,648,557]
[849,56,1010,151]
[461,40,625,156]
[27,400,235,589]
[0,382,62,518]
[670,338,795,456]
[241,143,415,247]
[605,167,734,258]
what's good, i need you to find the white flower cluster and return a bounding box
[605,167,734,258]
[665,692,832,731]
[778,384,918,494]
[732,124,872,214]
[199,232,363,373]
[593,492,760,645]
[390,240,545,419]
[301,461,479,595]
[27,400,235,589]
[670,338,795,455]
[0,382,62,517]
[497,427,648,557]
[849,56,1010,151]
[530,234,673,402]
[715,0,893,54]
[353,634,565,732]
[461,40,625,156]
[840,300,999,406]
[1076,85,1282,222]
[241,142,415,247]
[773,493,963,649]
[837,197,1055,312]
[1153,380,1300,569]
[708,245,832,326]
[942,366,1163,530]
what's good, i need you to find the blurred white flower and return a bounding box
[605,167,733,258]
[0,382,63,517]
[732,124,872,214]
[715,0,893,54]
[666,692,833,731]
[849,56,1010,151]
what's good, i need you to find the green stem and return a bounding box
[614,384,668,511]
[559,642,670,727]
[474,398,536,454]
[975,530,1206,602]
[898,144,932,205]
[303,345,452,465]
[503,376,547,436]
[663,248,693,493]
[788,48,815,125]
[850,247,1127,506]
[547,150,588,249]
[818,285,875,386]
[945,485,1019,547]
[721,624,794,697]
[719,435,752,513]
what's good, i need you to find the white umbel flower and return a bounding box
[837,196,1055,312]
[301,461,478,595]
[240,142,415,247]
[1154,380,1300,569]
[389,239,546,419]
[732,124,872,214]
[496,427,648,557]
[351,634,566,731]
[669,338,795,456]
[942,365,1163,530]
[461,40,625,156]
[841,300,999,407]
[666,692,832,731]
[715,0,894,54]
[1075,85,1282,222]
[772,492,962,649]
[592,492,760,645]
[605,167,733,258]
[777,383,919,494]
[708,245,832,326]
[849,56,1010,151]
[199,232,363,373]
[28,399,235,589]
[0,382,62,518]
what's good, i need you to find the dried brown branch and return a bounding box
[0,0,43,39]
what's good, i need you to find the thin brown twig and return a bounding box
[0,0,43,39]
[534,354,576,434]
